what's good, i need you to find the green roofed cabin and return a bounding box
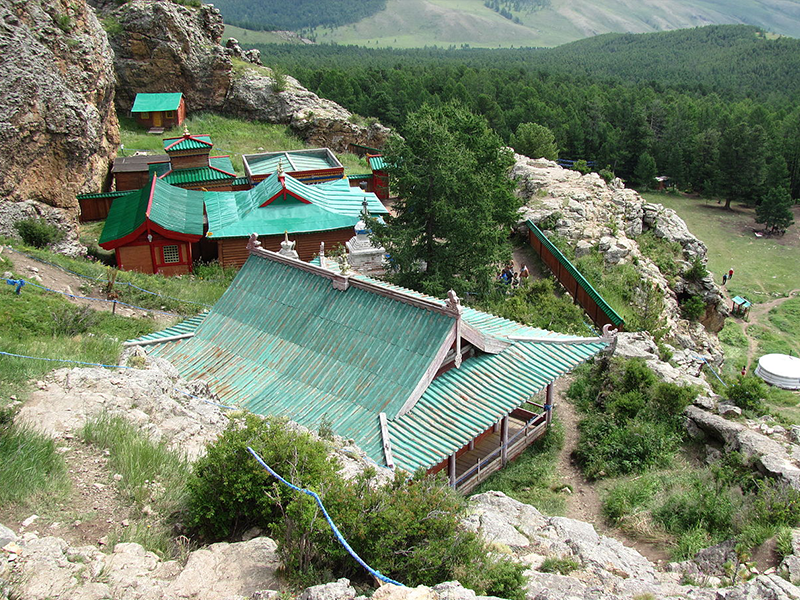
[128,240,615,492]
[98,175,203,276]
[243,148,344,186]
[130,93,186,132]
[112,129,237,195]
[205,169,389,268]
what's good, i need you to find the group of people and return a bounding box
[499,263,529,288]
[722,268,734,286]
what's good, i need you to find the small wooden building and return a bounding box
[130,93,186,131]
[242,148,344,186]
[98,175,203,276]
[205,171,389,269]
[367,154,390,200]
[112,131,236,193]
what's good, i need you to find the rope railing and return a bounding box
[247,447,404,587]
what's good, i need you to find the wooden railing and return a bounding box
[455,411,549,494]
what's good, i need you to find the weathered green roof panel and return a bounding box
[244,149,343,176]
[204,172,388,238]
[146,255,456,457]
[368,155,388,171]
[155,156,236,186]
[131,93,183,113]
[163,135,213,152]
[147,178,204,236]
[98,185,150,245]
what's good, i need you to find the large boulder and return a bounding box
[0,0,118,210]
[107,0,231,113]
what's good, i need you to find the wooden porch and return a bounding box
[453,406,550,494]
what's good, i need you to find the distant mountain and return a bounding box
[217,0,800,48]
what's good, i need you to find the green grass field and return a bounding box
[642,192,800,422]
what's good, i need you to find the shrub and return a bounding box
[681,295,706,321]
[539,556,581,575]
[51,305,99,336]
[684,257,709,282]
[725,376,767,412]
[186,413,339,540]
[14,218,64,248]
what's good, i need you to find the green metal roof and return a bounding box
[131,93,183,113]
[127,312,208,345]
[77,190,128,200]
[526,219,625,327]
[144,255,456,460]
[204,171,388,238]
[153,156,236,186]
[99,176,205,247]
[368,155,388,171]
[163,135,213,152]
[244,149,342,176]
[98,185,150,245]
[137,248,609,473]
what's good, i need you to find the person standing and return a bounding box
[729,268,734,280]
[722,274,727,285]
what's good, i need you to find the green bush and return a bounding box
[51,305,99,336]
[186,413,339,540]
[539,556,581,575]
[725,376,767,412]
[681,295,706,321]
[684,257,709,282]
[14,218,64,248]
[187,413,527,597]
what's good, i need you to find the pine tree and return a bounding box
[755,186,794,233]
[373,102,520,297]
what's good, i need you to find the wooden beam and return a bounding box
[546,382,554,426]
[378,412,395,470]
[448,453,456,488]
[501,415,509,466]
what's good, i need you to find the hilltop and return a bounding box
[220,0,800,49]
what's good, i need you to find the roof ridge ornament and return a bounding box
[183,125,190,138]
[246,232,262,252]
[443,290,463,316]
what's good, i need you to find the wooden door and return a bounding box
[153,112,162,127]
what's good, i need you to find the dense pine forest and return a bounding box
[253,25,800,201]
[211,0,386,31]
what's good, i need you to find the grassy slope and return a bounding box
[641,192,800,421]
[120,114,371,175]
[227,0,800,49]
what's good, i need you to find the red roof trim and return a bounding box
[99,223,148,250]
[259,189,286,208]
[145,174,157,217]
[148,221,202,243]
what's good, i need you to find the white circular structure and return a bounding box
[755,354,800,390]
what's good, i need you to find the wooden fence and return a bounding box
[525,219,624,331]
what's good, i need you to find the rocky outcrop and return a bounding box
[105,0,390,153]
[2,533,280,600]
[0,0,119,210]
[107,0,231,112]
[225,64,390,152]
[685,405,800,490]
[513,156,726,355]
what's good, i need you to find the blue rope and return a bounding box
[15,279,184,317]
[5,278,25,294]
[0,350,131,369]
[8,247,212,307]
[247,447,404,587]
[694,355,728,387]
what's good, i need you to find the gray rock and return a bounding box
[719,573,800,600]
[299,579,356,600]
[0,524,16,548]
[0,0,118,210]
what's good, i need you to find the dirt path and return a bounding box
[716,278,800,370]
[552,377,671,565]
[2,246,175,321]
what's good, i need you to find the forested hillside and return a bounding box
[252,25,800,202]
[210,0,386,31]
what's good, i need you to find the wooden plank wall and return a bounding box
[527,229,619,330]
[79,197,115,222]
[218,228,355,269]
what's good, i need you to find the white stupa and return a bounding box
[754,354,800,389]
